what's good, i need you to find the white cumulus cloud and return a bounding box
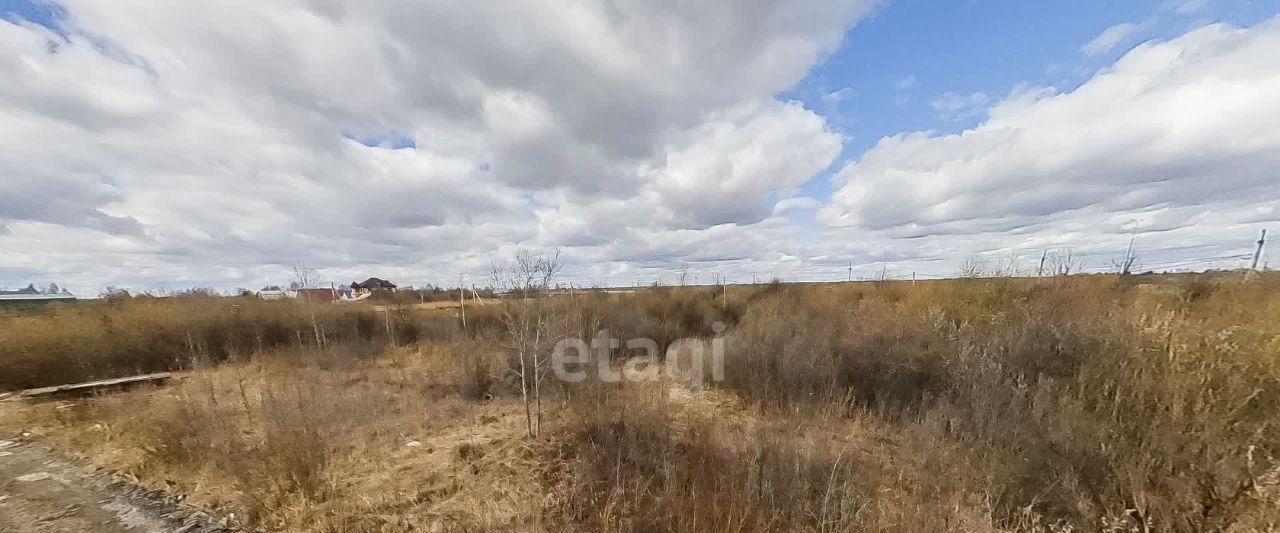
[821,17,1280,273]
[0,0,871,292]
[1083,22,1139,56]
[928,91,992,121]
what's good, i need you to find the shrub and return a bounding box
[0,297,409,390]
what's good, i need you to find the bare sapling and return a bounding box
[490,248,564,437]
[291,264,325,349]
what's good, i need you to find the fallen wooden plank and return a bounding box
[2,372,176,400]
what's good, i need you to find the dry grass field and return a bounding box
[1,273,1278,532]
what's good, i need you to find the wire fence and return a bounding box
[550,229,1270,289]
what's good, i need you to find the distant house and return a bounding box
[350,277,397,296]
[258,286,290,300]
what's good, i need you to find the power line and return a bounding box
[1251,229,1267,271]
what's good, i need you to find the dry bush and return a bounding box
[723,288,957,418]
[0,296,472,391]
[559,419,874,532]
[7,343,504,531]
[545,285,748,362]
[452,339,508,400]
[139,355,410,524]
[716,275,1280,531]
[550,380,1005,533]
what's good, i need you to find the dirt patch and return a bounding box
[0,435,233,533]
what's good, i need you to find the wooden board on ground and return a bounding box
[0,372,176,401]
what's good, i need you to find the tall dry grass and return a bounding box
[0,295,458,391]
[8,341,550,532]
[3,273,1276,532]
[550,376,1007,532]
[705,275,1280,532]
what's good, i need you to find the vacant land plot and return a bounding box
[1,274,1277,532]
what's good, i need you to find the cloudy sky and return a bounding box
[1,0,1277,294]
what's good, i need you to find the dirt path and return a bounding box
[0,436,230,533]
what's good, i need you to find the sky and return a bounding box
[1,0,1278,295]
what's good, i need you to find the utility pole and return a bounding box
[847,262,852,283]
[721,273,727,307]
[458,274,466,330]
[1251,229,1268,271]
[1037,250,1048,277]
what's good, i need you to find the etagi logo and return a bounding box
[550,323,727,390]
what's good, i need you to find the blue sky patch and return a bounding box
[1,0,64,30]
[788,0,1278,201]
[343,130,417,150]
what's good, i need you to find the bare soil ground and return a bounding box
[0,435,231,533]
